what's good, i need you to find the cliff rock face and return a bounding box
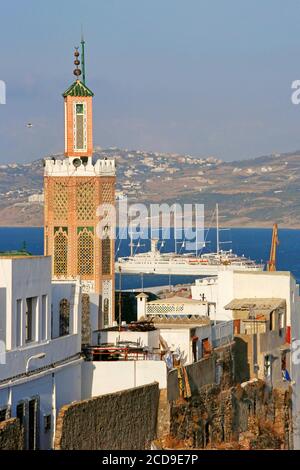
[168,380,292,450]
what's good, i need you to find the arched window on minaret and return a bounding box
[53,228,68,276]
[77,227,94,276]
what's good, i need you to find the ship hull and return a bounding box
[115,261,264,276]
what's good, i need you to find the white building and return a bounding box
[191,270,298,326]
[135,293,233,365]
[0,255,82,450]
[136,293,215,321]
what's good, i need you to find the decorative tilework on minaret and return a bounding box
[44,43,116,328]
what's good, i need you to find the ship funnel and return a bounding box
[151,239,159,253]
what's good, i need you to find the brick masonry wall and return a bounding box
[54,383,160,450]
[0,418,23,450]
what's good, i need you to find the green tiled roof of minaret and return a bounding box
[62,80,94,97]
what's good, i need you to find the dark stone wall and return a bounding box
[170,380,292,450]
[54,383,160,450]
[233,336,251,383]
[0,418,23,450]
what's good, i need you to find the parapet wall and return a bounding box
[54,383,160,450]
[44,157,116,177]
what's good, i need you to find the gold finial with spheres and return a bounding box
[73,47,81,78]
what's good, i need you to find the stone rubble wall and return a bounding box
[54,382,160,450]
[170,380,292,450]
[0,418,23,450]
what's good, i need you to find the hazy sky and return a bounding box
[1,0,300,163]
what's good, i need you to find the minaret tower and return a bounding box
[44,42,116,332]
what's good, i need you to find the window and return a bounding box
[16,402,26,448]
[77,227,94,276]
[41,295,47,341]
[25,297,37,343]
[16,402,25,427]
[16,398,39,450]
[59,299,70,336]
[75,102,86,151]
[28,398,39,450]
[54,227,68,276]
[0,407,8,422]
[76,103,84,114]
[44,415,51,433]
[16,299,22,347]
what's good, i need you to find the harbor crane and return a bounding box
[267,223,279,272]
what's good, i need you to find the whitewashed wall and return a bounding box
[81,360,167,398]
[192,271,298,324]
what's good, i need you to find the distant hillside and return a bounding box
[0,147,299,227]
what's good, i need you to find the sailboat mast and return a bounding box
[216,203,220,255]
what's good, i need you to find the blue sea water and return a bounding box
[0,227,299,289]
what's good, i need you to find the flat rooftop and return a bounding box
[225,298,285,315]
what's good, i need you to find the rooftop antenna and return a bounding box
[81,28,86,84]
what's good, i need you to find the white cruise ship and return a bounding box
[115,239,264,276]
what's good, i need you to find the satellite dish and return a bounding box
[73,158,81,168]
